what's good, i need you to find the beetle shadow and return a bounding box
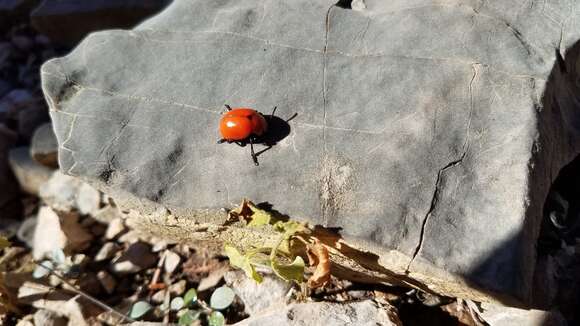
[253,113,298,159]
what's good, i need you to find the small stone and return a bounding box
[32,206,67,259]
[95,242,121,262]
[0,89,34,119]
[197,267,227,292]
[480,303,567,326]
[76,183,100,215]
[33,309,68,326]
[169,280,187,296]
[151,289,166,304]
[236,300,401,325]
[38,171,80,212]
[225,271,291,315]
[18,105,50,141]
[35,34,52,46]
[105,218,126,239]
[111,242,156,274]
[163,250,181,275]
[32,206,93,259]
[30,123,58,168]
[15,314,34,326]
[151,238,168,252]
[117,230,140,244]
[11,35,33,51]
[92,205,122,224]
[8,146,53,195]
[97,271,116,294]
[16,216,36,248]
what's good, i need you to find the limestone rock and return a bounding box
[33,206,93,259]
[33,309,68,326]
[8,146,53,195]
[480,303,567,326]
[236,300,401,326]
[41,0,580,306]
[39,170,101,214]
[30,122,58,168]
[224,270,290,315]
[110,241,156,274]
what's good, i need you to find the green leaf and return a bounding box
[271,256,305,283]
[224,244,263,283]
[32,260,53,279]
[170,296,185,311]
[210,286,235,310]
[274,221,305,238]
[179,309,201,325]
[129,301,152,319]
[246,206,272,227]
[208,311,225,326]
[184,288,198,306]
[0,236,10,249]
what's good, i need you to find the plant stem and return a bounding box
[34,260,135,324]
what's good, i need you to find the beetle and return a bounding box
[217,104,277,166]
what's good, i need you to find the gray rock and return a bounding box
[39,170,101,214]
[8,146,53,195]
[33,309,68,326]
[224,270,290,315]
[31,122,58,168]
[18,105,50,141]
[236,300,401,326]
[30,0,171,46]
[0,0,39,32]
[0,124,20,217]
[104,217,125,239]
[0,89,35,120]
[110,241,156,274]
[16,216,36,247]
[94,241,120,261]
[40,0,580,306]
[480,303,567,326]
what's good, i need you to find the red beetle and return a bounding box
[218,104,276,166]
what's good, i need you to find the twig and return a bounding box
[33,260,135,324]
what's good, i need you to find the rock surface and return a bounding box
[225,270,290,315]
[41,0,580,306]
[9,146,53,194]
[480,303,567,326]
[236,300,401,326]
[30,122,58,167]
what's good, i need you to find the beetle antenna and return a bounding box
[224,104,232,111]
[286,112,298,122]
[271,106,277,117]
[250,138,259,166]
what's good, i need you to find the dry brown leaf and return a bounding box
[228,199,254,223]
[306,239,331,288]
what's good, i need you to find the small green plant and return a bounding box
[130,285,234,325]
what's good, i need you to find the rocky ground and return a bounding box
[0,1,579,325]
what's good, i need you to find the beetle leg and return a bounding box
[224,104,232,111]
[217,139,227,144]
[250,138,259,166]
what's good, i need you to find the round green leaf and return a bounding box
[184,288,198,306]
[208,311,225,326]
[179,309,201,325]
[32,260,53,279]
[170,296,185,311]
[210,286,235,310]
[129,301,152,319]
